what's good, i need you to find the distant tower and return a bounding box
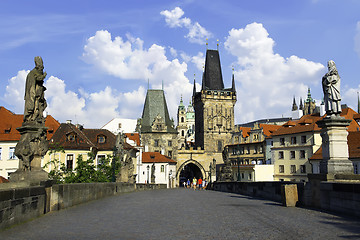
[177,96,188,149]
[291,96,303,120]
[193,49,236,153]
[303,88,316,115]
[137,89,178,158]
[186,101,195,143]
[292,96,298,111]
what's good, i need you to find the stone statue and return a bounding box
[151,163,156,183]
[24,56,47,124]
[11,56,49,184]
[115,133,136,183]
[219,147,232,182]
[322,60,341,116]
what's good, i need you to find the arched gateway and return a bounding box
[176,159,206,186]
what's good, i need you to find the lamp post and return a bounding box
[237,157,241,181]
[169,169,172,188]
[146,165,150,184]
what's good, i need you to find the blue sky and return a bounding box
[1,0,360,128]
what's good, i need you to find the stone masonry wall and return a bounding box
[0,183,166,230]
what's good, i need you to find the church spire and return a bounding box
[299,97,304,110]
[292,96,298,111]
[231,68,236,92]
[202,49,224,90]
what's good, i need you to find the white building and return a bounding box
[102,118,137,134]
[138,152,176,188]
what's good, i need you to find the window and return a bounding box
[354,163,358,174]
[300,150,306,159]
[259,146,263,153]
[246,147,250,154]
[249,173,252,180]
[9,147,16,159]
[280,138,285,146]
[97,155,106,165]
[168,140,172,147]
[154,139,159,147]
[253,134,259,141]
[181,117,184,123]
[279,165,284,173]
[240,147,244,155]
[301,135,306,144]
[290,165,296,173]
[300,165,306,173]
[168,151,172,158]
[279,151,284,159]
[241,173,244,179]
[290,151,295,159]
[97,135,106,143]
[254,146,258,154]
[271,141,273,146]
[66,154,74,170]
[67,133,76,142]
[0,147,2,160]
[161,165,164,172]
[181,130,185,137]
[291,137,297,145]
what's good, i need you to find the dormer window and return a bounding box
[97,135,106,143]
[67,133,76,142]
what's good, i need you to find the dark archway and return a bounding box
[179,163,203,187]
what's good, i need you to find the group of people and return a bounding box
[183,177,207,190]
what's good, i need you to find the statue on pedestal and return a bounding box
[219,147,233,182]
[322,60,341,116]
[11,57,49,184]
[115,133,136,183]
[151,163,156,183]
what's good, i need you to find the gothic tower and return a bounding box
[193,49,237,153]
[177,96,188,148]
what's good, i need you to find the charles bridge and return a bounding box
[1,185,360,239]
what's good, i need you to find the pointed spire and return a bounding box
[299,97,304,110]
[292,96,298,111]
[193,77,196,98]
[231,67,236,92]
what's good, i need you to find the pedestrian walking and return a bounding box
[187,179,190,188]
[198,178,202,190]
[192,177,197,190]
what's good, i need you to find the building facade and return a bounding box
[177,97,195,148]
[137,89,178,160]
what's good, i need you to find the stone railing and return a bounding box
[0,182,166,230]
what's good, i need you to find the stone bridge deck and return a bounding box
[1,188,360,239]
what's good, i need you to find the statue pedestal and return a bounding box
[10,124,49,185]
[316,116,353,176]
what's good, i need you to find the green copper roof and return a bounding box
[140,89,176,133]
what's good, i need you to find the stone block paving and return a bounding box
[1,188,360,239]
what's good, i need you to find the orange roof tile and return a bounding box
[259,124,282,137]
[0,106,60,141]
[125,133,140,146]
[310,131,360,160]
[272,108,359,137]
[142,152,176,163]
[0,176,9,183]
[238,127,251,138]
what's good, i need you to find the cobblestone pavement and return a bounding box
[1,188,360,240]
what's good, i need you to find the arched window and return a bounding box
[181,117,184,123]
[181,130,185,136]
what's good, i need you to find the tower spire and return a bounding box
[292,96,298,111]
[231,67,236,92]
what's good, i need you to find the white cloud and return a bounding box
[160,7,212,44]
[4,70,29,113]
[355,21,360,58]
[82,30,194,123]
[224,22,325,123]
[169,47,177,57]
[191,52,205,71]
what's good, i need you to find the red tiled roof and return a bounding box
[271,108,360,137]
[238,127,251,138]
[142,152,176,163]
[0,106,60,141]
[125,133,140,146]
[311,131,360,160]
[259,124,282,137]
[50,123,116,151]
[0,176,9,183]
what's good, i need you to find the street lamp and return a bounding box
[169,170,172,188]
[146,165,150,184]
[209,163,212,184]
